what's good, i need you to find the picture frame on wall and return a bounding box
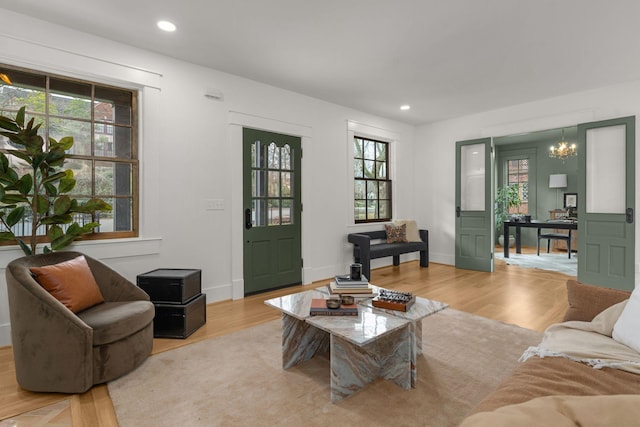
[564,193,578,208]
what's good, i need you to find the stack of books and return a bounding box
[327,274,375,298]
[309,299,358,316]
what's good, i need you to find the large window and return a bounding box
[354,136,391,222]
[506,158,529,214]
[0,64,138,242]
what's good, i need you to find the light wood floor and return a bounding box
[0,254,572,426]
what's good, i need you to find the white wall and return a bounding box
[415,81,640,273]
[0,9,416,345]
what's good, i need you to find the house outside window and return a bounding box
[506,158,529,214]
[354,136,392,222]
[0,64,138,243]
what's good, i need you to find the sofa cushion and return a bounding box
[30,255,105,313]
[563,280,630,322]
[613,286,640,352]
[78,300,155,346]
[384,223,407,243]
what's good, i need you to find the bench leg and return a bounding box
[420,250,428,268]
[362,260,371,281]
[393,255,400,266]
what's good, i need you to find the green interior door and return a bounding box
[577,116,635,290]
[243,128,302,295]
[455,138,494,272]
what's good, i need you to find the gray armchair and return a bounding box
[6,251,154,393]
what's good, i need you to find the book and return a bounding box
[309,298,358,316]
[334,275,370,288]
[328,281,375,295]
[325,284,375,299]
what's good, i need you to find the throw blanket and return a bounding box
[460,394,640,427]
[521,300,640,374]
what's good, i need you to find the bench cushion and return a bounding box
[355,241,427,259]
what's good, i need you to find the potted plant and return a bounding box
[495,184,521,247]
[0,106,112,255]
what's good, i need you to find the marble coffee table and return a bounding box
[265,289,412,402]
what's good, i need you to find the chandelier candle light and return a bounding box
[549,128,577,162]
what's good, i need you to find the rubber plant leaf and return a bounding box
[53,195,72,215]
[5,206,25,227]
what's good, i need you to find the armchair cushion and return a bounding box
[78,301,155,346]
[30,255,104,313]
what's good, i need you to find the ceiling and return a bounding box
[2,0,640,125]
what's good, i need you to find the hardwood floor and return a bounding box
[0,257,571,426]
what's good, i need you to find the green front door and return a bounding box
[243,128,302,295]
[455,138,493,272]
[577,116,635,290]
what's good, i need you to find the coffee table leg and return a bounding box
[329,325,410,402]
[281,313,329,369]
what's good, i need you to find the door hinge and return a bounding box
[301,203,303,212]
[301,258,304,268]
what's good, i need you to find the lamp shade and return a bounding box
[549,174,567,188]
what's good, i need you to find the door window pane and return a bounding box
[460,143,485,211]
[586,125,626,213]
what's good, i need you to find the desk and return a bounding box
[503,220,578,258]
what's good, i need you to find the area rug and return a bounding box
[108,309,542,427]
[495,251,577,276]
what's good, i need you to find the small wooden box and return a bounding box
[137,268,201,304]
[153,293,206,339]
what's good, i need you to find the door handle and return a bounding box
[456,206,461,218]
[627,208,634,224]
[245,208,252,229]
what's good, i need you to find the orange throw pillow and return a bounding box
[30,255,104,313]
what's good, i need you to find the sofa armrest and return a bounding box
[419,229,428,243]
[348,233,372,248]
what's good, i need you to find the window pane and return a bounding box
[95,161,132,196]
[281,172,291,197]
[367,200,378,220]
[65,158,92,195]
[354,200,366,220]
[268,171,280,197]
[379,200,390,219]
[49,78,91,119]
[354,159,363,178]
[379,181,389,198]
[51,118,91,155]
[364,139,375,160]
[364,160,375,178]
[367,181,378,200]
[95,86,132,126]
[354,179,366,199]
[281,144,291,170]
[268,199,280,225]
[376,142,386,161]
[354,138,363,157]
[268,143,279,169]
[0,67,46,113]
[282,199,293,225]
[376,161,386,179]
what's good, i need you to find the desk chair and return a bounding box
[537,228,572,259]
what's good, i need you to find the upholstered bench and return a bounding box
[348,225,429,279]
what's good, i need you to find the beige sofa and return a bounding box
[461,280,640,426]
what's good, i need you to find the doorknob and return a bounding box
[627,208,634,224]
[245,208,252,229]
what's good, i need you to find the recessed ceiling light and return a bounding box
[157,20,176,32]
[400,105,411,111]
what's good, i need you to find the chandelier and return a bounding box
[549,129,576,162]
